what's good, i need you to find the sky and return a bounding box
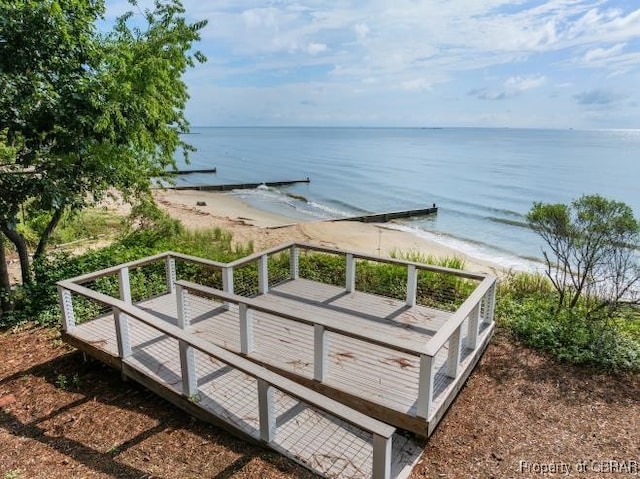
[104,1,640,129]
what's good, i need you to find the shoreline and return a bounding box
[153,189,505,276]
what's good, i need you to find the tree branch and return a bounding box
[0,223,31,285]
[33,207,64,261]
[0,233,13,314]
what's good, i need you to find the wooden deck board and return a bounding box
[184,289,453,414]
[70,278,491,433]
[68,311,423,479]
[66,275,493,477]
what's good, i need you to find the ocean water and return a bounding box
[173,127,640,271]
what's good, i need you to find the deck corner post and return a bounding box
[467,303,480,350]
[221,267,234,310]
[239,302,254,354]
[165,256,177,294]
[417,354,433,419]
[313,324,328,382]
[289,245,299,279]
[446,325,462,379]
[222,267,234,295]
[345,253,355,293]
[113,306,132,359]
[372,434,392,479]
[406,264,417,307]
[57,285,76,333]
[258,254,269,294]
[485,280,497,325]
[118,266,132,304]
[176,283,191,329]
[257,378,276,443]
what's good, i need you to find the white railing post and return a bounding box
[165,256,177,294]
[345,253,355,293]
[258,254,269,294]
[257,378,276,442]
[372,434,392,479]
[416,354,433,419]
[57,286,76,333]
[221,267,234,310]
[222,267,234,294]
[177,284,197,397]
[239,302,254,354]
[290,245,299,280]
[446,325,462,378]
[113,306,132,358]
[116,267,133,359]
[313,324,328,382]
[406,264,417,307]
[480,288,488,323]
[118,267,132,304]
[485,281,496,324]
[467,304,480,350]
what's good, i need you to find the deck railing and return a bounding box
[175,276,495,420]
[58,243,496,422]
[226,242,485,311]
[58,279,396,479]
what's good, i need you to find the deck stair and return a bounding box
[57,243,496,478]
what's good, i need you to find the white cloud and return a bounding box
[354,23,370,41]
[401,78,431,92]
[584,43,626,63]
[504,75,547,92]
[307,43,327,55]
[102,0,640,128]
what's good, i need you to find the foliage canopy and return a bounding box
[527,194,640,321]
[0,0,206,288]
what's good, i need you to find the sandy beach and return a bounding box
[153,189,503,275]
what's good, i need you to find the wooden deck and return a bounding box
[64,312,421,479]
[58,244,496,479]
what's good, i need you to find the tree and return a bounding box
[527,194,640,320]
[0,130,18,313]
[0,0,206,289]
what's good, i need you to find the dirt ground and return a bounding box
[1,326,637,479]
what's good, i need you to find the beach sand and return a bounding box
[153,189,503,276]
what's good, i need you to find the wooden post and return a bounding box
[446,325,462,379]
[257,378,276,442]
[467,304,480,350]
[345,253,355,293]
[177,284,197,397]
[176,284,189,328]
[116,267,133,359]
[57,286,76,333]
[289,245,299,280]
[406,264,417,307]
[480,289,488,323]
[372,434,392,479]
[313,324,328,382]
[113,307,132,359]
[221,267,234,310]
[416,354,433,419]
[485,281,496,324]
[239,302,254,354]
[118,267,132,304]
[258,254,269,294]
[165,256,177,294]
[222,267,234,295]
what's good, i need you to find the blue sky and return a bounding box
[105,1,640,129]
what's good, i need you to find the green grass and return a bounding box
[17,207,128,248]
